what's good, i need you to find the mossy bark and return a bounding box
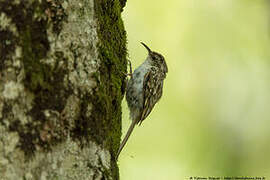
[0,0,127,179]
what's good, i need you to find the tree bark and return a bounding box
[0,0,127,179]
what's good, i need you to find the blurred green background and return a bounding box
[119,0,270,179]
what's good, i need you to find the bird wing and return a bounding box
[138,68,163,125]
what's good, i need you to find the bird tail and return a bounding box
[116,120,137,159]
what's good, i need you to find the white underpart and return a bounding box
[133,60,151,94]
[127,57,152,120]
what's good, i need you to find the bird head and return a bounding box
[141,42,168,74]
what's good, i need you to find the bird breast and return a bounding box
[126,63,151,112]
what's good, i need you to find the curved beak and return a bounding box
[141,42,152,54]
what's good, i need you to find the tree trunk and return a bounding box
[0,0,127,179]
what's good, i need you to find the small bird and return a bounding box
[117,42,168,159]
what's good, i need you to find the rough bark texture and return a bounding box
[0,0,127,179]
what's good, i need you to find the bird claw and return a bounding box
[121,72,133,77]
[127,59,133,76]
[121,59,133,78]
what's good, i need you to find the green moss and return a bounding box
[119,0,127,11]
[94,0,127,146]
[92,0,127,178]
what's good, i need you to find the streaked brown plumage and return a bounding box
[116,42,168,159]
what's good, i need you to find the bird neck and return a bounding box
[145,56,155,66]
